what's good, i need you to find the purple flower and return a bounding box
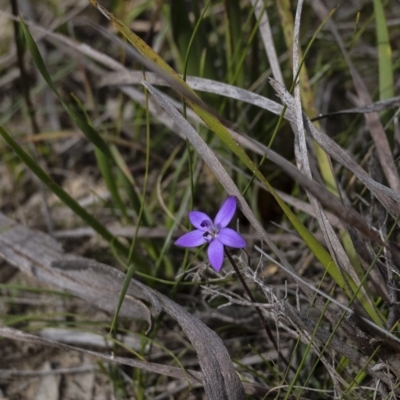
[175,196,246,272]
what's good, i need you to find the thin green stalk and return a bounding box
[127,81,151,265]
[109,76,152,336]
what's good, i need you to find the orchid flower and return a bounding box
[175,196,246,272]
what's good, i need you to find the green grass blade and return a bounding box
[373,0,394,100]
[171,0,202,76]
[0,125,129,258]
[182,0,212,82]
[19,17,113,158]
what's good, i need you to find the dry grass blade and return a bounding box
[290,1,376,316]
[269,79,400,218]
[311,0,400,195]
[312,96,400,121]
[0,327,273,397]
[0,213,247,400]
[0,217,151,323]
[98,71,293,121]
[0,326,202,385]
[250,0,284,84]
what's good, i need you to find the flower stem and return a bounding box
[224,248,291,368]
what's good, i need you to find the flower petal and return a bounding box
[218,228,246,248]
[207,239,224,272]
[189,211,212,230]
[214,196,236,228]
[175,230,207,247]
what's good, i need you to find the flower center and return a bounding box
[201,220,219,242]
